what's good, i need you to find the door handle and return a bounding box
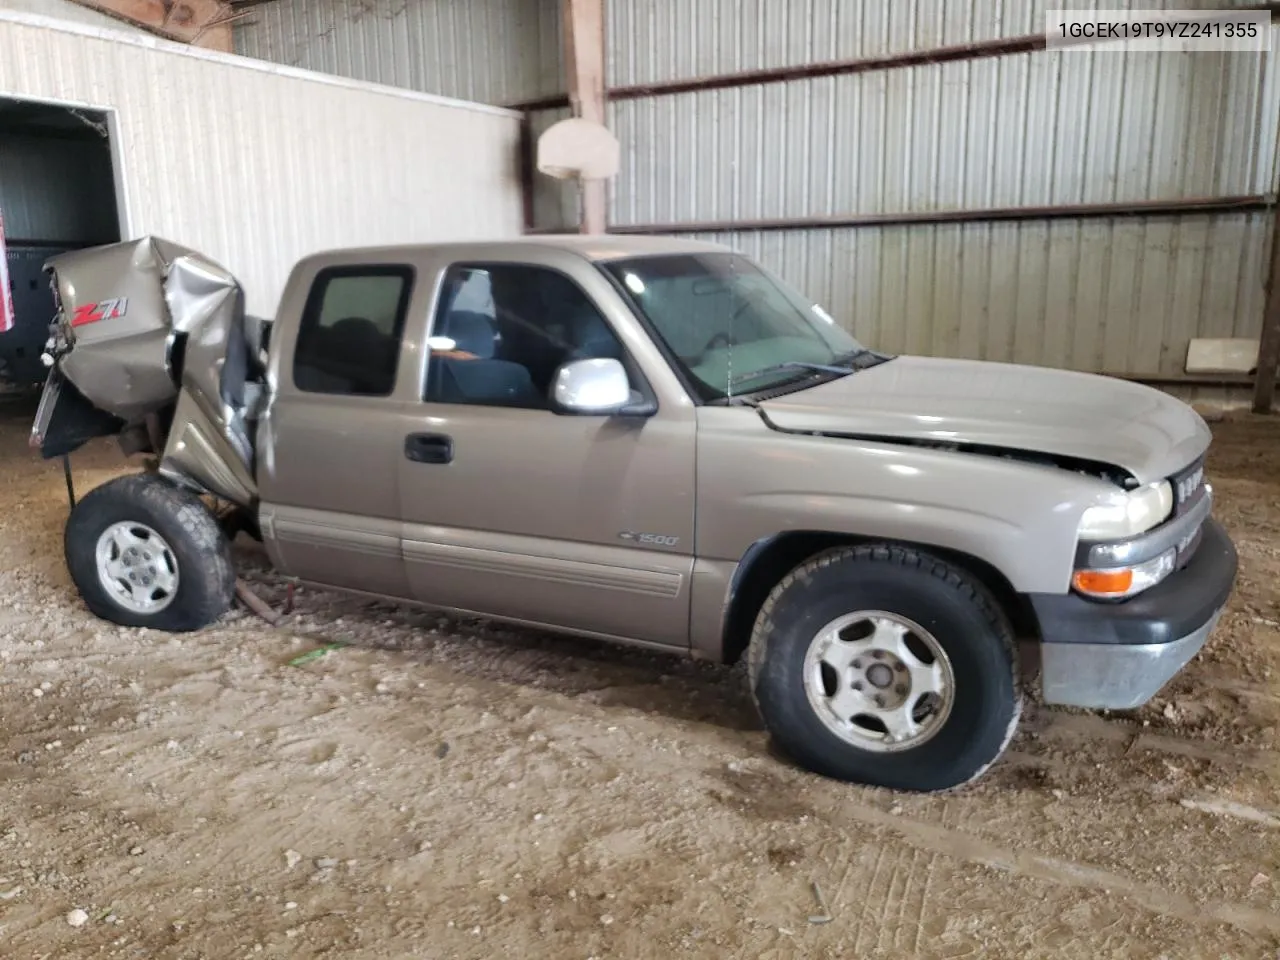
[404,432,453,464]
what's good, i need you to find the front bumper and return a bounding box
[1028,517,1238,710]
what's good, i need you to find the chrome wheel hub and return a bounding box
[94,521,179,615]
[802,610,955,753]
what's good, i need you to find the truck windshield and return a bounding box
[602,252,879,401]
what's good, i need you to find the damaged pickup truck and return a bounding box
[30,235,1238,792]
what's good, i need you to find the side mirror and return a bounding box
[551,358,652,416]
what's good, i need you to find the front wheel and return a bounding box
[747,544,1021,792]
[64,474,236,632]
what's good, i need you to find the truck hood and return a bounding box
[757,356,1210,483]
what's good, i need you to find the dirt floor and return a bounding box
[0,399,1278,960]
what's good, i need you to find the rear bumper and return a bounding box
[1028,518,1237,710]
[30,366,125,460]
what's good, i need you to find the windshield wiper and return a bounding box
[728,361,852,389]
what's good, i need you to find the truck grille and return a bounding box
[1170,456,1208,568]
[1172,457,1206,512]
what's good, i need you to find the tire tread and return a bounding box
[64,473,235,632]
[746,543,1022,792]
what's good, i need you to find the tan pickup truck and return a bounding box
[30,235,1237,792]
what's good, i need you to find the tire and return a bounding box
[64,473,236,632]
[747,544,1020,792]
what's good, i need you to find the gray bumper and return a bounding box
[1029,517,1237,711]
[1039,609,1221,710]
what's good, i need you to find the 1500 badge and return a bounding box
[618,531,680,547]
[71,297,129,327]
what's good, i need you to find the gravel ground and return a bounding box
[0,399,1278,959]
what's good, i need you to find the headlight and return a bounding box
[1078,480,1173,540]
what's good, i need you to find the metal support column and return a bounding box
[562,0,608,234]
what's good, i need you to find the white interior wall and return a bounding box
[0,0,137,31]
[234,0,574,237]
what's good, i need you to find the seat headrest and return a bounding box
[445,310,497,359]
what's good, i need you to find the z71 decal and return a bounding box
[71,298,129,327]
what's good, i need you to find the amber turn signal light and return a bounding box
[1072,568,1134,596]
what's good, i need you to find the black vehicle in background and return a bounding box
[1,242,76,388]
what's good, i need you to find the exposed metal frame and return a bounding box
[510,93,573,112]
[518,113,536,232]
[610,34,1047,102]
[512,7,1280,112]
[561,0,608,234]
[509,33,1047,111]
[1252,203,1280,412]
[604,196,1272,236]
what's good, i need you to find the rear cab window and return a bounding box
[293,265,414,397]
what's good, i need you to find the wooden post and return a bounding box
[562,0,607,234]
[1252,202,1280,413]
[518,113,537,233]
[66,0,235,51]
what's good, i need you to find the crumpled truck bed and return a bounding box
[30,236,267,508]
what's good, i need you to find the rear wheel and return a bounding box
[747,544,1020,792]
[65,474,236,631]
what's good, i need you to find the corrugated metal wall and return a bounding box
[233,0,1280,381]
[233,0,563,106]
[0,10,524,318]
[683,214,1270,373]
[0,132,118,243]
[606,0,1262,86]
[609,48,1277,224]
[601,2,1280,379]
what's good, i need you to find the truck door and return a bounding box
[255,263,417,599]
[398,257,697,650]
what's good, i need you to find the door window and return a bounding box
[293,265,414,396]
[425,263,626,409]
